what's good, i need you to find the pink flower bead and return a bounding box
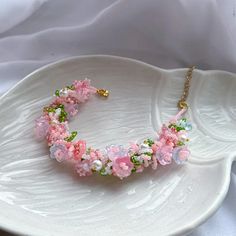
[112,156,134,179]
[129,143,139,154]
[72,79,96,102]
[159,125,179,147]
[53,96,77,106]
[75,160,92,176]
[151,154,158,170]
[156,145,173,165]
[73,140,87,160]
[47,123,69,146]
[94,150,105,161]
[88,149,105,163]
[151,141,163,153]
[66,142,75,158]
[105,145,134,179]
[142,155,150,167]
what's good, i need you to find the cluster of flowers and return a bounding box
[35,79,192,180]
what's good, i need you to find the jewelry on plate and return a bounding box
[35,66,195,179]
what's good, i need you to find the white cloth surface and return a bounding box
[0,0,235,235]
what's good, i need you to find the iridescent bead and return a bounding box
[172,147,190,164]
[50,143,68,162]
[185,123,192,131]
[105,145,128,160]
[155,145,173,165]
[34,116,49,140]
[178,119,192,131]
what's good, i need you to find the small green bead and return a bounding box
[168,123,176,129]
[62,111,67,116]
[48,107,55,112]
[144,152,152,157]
[99,167,108,176]
[177,141,184,146]
[131,155,141,165]
[59,116,65,122]
[57,104,64,109]
[176,126,185,132]
[66,85,75,90]
[55,90,60,97]
[146,139,154,147]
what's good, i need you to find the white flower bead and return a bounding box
[139,143,153,154]
[60,88,69,97]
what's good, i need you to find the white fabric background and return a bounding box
[0,0,235,235]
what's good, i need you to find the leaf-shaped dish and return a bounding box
[0,55,235,236]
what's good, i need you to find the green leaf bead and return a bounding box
[57,104,64,109]
[65,131,78,142]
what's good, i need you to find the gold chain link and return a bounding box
[177,65,195,109]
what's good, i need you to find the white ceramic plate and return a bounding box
[0,55,235,236]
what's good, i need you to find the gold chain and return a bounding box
[177,65,195,109]
[97,66,195,106]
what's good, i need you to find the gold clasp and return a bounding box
[97,89,109,97]
[178,100,188,110]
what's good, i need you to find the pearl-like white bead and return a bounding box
[55,108,61,116]
[139,143,153,154]
[140,143,149,149]
[91,160,103,171]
